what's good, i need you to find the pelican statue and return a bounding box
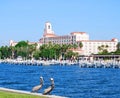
[43,78,54,95]
[32,76,43,93]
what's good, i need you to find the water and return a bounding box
[0,63,120,98]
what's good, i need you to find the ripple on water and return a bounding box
[0,64,120,98]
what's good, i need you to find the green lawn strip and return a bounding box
[0,91,46,98]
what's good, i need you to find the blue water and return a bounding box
[0,63,120,98]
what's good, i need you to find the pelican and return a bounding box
[43,78,54,95]
[32,76,43,92]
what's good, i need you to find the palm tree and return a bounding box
[117,42,120,50]
[98,46,100,50]
[61,44,69,53]
[65,50,73,59]
[105,45,109,49]
[33,50,40,60]
[79,42,83,49]
[9,46,15,59]
[72,43,78,49]
[98,46,102,52]
[0,51,2,59]
[98,45,109,54]
[73,52,79,60]
[0,46,10,59]
[28,44,37,59]
[53,44,61,59]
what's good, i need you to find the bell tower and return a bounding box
[43,22,55,37]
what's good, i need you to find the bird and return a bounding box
[31,76,43,93]
[43,78,55,95]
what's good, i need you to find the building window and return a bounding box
[48,25,50,29]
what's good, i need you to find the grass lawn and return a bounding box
[0,91,46,98]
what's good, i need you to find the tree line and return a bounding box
[0,41,83,60]
[0,41,120,60]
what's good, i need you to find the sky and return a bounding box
[0,0,120,46]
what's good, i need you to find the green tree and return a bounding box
[0,46,11,59]
[98,46,102,52]
[65,50,74,59]
[65,50,79,60]
[15,41,30,59]
[0,51,2,59]
[15,41,28,47]
[98,45,109,55]
[79,42,83,49]
[9,46,16,59]
[28,44,37,59]
[33,50,40,60]
[114,42,120,54]
[72,43,78,49]
[53,44,61,59]
[117,42,120,50]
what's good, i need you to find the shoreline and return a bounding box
[0,87,66,98]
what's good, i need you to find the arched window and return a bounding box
[48,25,50,29]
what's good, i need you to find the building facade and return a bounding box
[10,22,118,56]
[39,22,89,44]
[79,39,118,55]
[39,22,118,55]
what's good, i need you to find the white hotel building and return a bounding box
[39,22,118,55]
[10,22,118,56]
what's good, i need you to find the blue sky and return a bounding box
[0,0,120,46]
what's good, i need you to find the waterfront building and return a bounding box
[39,22,89,45]
[78,39,118,55]
[39,22,118,55]
[10,22,118,56]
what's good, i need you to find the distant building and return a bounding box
[39,22,118,55]
[80,39,118,55]
[10,22,118,56]
[39,22,89,45]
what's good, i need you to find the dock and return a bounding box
[0,59,120,68]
